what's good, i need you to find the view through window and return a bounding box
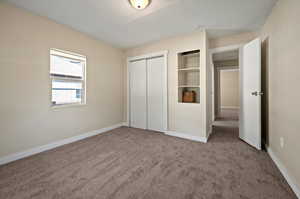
[50,49,86,106]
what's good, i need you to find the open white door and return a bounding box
[239,38,262,150]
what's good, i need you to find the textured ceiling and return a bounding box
[5,0,278,48]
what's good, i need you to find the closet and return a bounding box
[128,53,167,132]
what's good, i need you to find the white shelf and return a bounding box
[178,67,200,71]
[178,85,200,88]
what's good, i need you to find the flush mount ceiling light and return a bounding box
[129,0,151,10]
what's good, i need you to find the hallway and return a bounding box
[213,108,239,127]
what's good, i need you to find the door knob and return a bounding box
[251,91,264,96]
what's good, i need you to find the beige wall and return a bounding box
[0,3,124,158]
[220,70,239,108]
[125,31,208,138]
[209,32,258,49]
[260,0,300,189]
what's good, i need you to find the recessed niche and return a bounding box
[178,50,200,104]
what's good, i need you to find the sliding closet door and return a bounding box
[129,60,147,129]
[147,56,165,132]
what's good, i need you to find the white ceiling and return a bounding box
[6,0,278,49]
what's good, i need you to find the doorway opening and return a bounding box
[212,49,240,128]
[209,39,262,150]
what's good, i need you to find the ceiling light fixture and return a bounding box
[129,0,151,10]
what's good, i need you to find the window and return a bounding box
[50,49,86,107]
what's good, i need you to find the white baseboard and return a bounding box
[122,122,129,127]
[267,147,300,198]
[221,106,240,109]
[165,131,208,143]
[0,123,124,166]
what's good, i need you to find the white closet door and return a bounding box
[147,56,165,132]
[129,60,147,129]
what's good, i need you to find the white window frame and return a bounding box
[50,48,87,108]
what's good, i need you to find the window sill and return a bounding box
[50,103,87,110]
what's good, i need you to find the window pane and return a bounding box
[52,80,83,105]
[50,55,84,78]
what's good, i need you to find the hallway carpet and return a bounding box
[0,127,297,199]
[213,108,239,127]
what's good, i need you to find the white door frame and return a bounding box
[209,44,244,122]
[126,50,169,132]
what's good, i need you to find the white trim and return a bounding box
[0,123,124,166]
[50,103,87,110]
[165,131,208,143]
[267,147,300,198]
[50,48,86,61]
[221,106,240,109]
[127,50,168,62]
[127,50,169,132]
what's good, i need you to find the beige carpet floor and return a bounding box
[0,126,297,199]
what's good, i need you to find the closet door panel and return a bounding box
[147,57,165,131]
[129,60,147,129]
